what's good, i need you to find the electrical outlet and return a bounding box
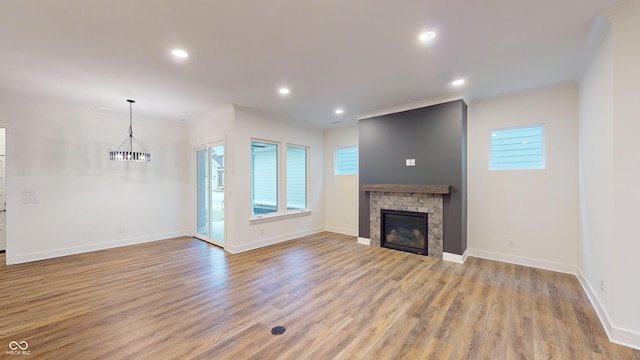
[405,159,411,166]
[410,159,416,166]
[23,190,34,197]
[601,280,605,293]
[508,239,515,247]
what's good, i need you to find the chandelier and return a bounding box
[109,99,151,162]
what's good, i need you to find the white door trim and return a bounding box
[0,122,15,264]
[193,140,226,248]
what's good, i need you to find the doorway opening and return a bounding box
[195,143,225,247]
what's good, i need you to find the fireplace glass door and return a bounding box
[381,209,428,255]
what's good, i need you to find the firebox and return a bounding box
[380,209,428,256]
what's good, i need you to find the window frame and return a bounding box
[251,139,279,216]
[285,144,309,211]
[489,124,546,171]
[334,146,358,175]
[250,139,311,222]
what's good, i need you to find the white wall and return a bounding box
[467,83,579,273]
[578,1,640,348]
[323,125,359,236]
[226,107,324,253]
[610,3,640,344]
[187,104,234,147]
[578,25,617,342]
[3,95,190,264]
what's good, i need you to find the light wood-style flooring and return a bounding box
[1,232,638,359]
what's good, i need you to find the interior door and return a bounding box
[195,144,224,247]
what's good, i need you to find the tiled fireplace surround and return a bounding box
[364,185,447,259]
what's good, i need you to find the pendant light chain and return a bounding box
[129,100,134,139]
[128,100,134,154]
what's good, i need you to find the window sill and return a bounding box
[249,209,312,223]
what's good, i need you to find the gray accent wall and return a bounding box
[359,100,468,255]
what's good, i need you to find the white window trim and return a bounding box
[249,208,312,223]
[285,143,309,211]
[250,139,310,221]
[334,145,358,175]
[488,123,546,171]
[251,139,279,216]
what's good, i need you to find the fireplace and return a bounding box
[363,186,446,258]
[381,209,428,256]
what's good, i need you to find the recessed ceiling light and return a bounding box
[172,49,189,58]
[279,87,290,95]
[419,31,436,41]
[452,79,465,86]
[335,109,344,115]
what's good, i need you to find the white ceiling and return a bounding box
[0,0,626,127]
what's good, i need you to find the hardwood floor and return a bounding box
[0,233,638,359]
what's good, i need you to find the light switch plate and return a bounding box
[23,196,38,204]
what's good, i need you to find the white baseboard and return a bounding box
[467,248,576,274]
[576,268,614,342]
[576,268,640,350]
[611,325,640,350]
[324,226,358,237]
[225,227,324,254]
[357,237,371,245]
[442,249,469,264]
[11,230,189,264]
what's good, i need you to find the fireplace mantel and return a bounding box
[360,184,450,195]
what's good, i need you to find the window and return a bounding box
[490,125,545,170]
[251,140,309,218]
[251,141,278,215]
[334,146,358,174]
[286,145,307,210]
